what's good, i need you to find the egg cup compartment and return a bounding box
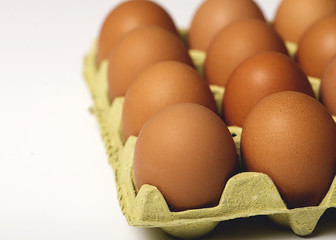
[83,40,336,239]
[118,136,336,239]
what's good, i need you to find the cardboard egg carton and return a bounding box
[83,38,336,239]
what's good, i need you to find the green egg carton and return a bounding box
[83,39,336,239]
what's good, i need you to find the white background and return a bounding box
[0,0,335,239]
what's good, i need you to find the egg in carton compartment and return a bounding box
[83,36,336,239]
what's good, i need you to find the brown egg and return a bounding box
[107,26,194,101]
[273,0,336,43]
[241,91,336,209]
[122,61,217,141]
[320,55,336,115]
[134,103,237,211]
[296,14,336,78]
[223,51,315,127]
[188,0,265,51]
[205,19,288,87]
[97,0,178,65]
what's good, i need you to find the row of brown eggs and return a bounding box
[94,0,336,212]
[97,0,336,118]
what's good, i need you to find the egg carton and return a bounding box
[83,38,336,239]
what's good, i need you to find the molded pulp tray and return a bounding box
[83,40,336,239]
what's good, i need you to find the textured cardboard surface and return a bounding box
[83,41,336,239]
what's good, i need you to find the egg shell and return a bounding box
[320,55,336,115]
[273,0,336,43]
[222,51,315,127]
[133,103,237,212]
[205,19,288,87]
[122,61,217,141]
[97,0,178,65]
[83,37,336,238]
[241,91,336,209]
[297,14,336,78]
[188,0,265,51]
[107,25,194,100]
